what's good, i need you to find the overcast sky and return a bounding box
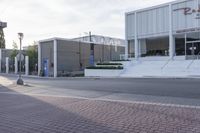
[0,0,174,48]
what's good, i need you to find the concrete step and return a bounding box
[120,60,200,77]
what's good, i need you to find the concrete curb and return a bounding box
[1,73,200,80]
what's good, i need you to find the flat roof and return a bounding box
[38,37,71,43]
[126,0,191,15]
[0,21,7,28]
[39,36,125,46]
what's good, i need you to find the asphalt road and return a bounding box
[2,75,200,100]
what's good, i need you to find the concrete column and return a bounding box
[135,39,139,59]
[138,40,141,57]
[196,0,199,27]
[53,39,57,78]
[125,40,128,60]
[0,49,2,73]
[38,42,41,76]
[6,57,9,74]
[134,12,139,60]
[15,57,18,74]
[140,39,147,56]
[169,4,175,59]
[25,56,29,76]
[125,14,128,60]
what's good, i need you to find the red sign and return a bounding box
[173,5,200,19]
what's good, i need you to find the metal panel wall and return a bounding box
[126,5,169,39]
[57,40,80,73]
[138,6,169,38]
[53,40,125,75]
[126,13,135,40]
[40,41,54,76]
[126,0,200,40]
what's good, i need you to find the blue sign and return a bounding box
[89,55,94,66]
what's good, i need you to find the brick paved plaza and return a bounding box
[0,91,200,133]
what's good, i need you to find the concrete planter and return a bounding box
[85,69,123,77]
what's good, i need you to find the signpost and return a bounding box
[16,53,25,61]
[17,33,24,85]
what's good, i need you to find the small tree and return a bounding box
[26,42,38,74]
[11,41,18,59]
[0,28,5,49]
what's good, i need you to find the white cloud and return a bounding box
[0,0,175,48]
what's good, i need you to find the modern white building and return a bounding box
[115,0,200,77]
[125,0,200,60]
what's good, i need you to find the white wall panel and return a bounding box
[126,0,200,40]
[126,5,169,39]
[126,14,135,39]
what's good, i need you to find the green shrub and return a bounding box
[86,66,123,70]
[111,59,130,62]
[96,63,123,66]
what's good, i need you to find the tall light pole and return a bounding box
[17,32,24,85]
[109,38,114,61]
[101,36,106,62]
[89,32,95,66]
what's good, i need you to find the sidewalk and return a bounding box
[0,87,200,133]
[1,75,200,132]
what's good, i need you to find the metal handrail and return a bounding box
[186,51,200,69]
[187,60,195,69]
[161,59,171,70]
[197,51,200,60]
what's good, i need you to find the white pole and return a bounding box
[38,42,41,76]
[169,4,174,60]
[54,39,57,78]
[6,57,9,74]
[125,14,128,60]
[185,34,187,59]
[15,57,18,74]
[0,49,2,73]
[134,12,139,60]
[25,56,29,76]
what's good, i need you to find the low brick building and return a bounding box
[38,36,125,77]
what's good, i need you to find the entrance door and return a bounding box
[186,42,200,59]
[185,32,200,59]
[43,59,49,77]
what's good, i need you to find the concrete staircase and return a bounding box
[120,58,200,77]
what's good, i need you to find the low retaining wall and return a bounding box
[85,69,123,77]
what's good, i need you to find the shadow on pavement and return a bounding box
[0,84,121,133]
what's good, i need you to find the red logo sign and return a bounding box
[173,6,200,19]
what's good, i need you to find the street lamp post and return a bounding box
[101,36,106,62]
[17,32,24,85]
[89,32,95,66]
[84,31,94,66]
[109,38,114,61]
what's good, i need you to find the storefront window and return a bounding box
[128,40,134,58]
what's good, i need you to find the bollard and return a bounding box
[6,57,9,74]
[15,57,18,74]
[25,56,29,76]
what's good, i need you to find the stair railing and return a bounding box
[187,59,195,69]
[161,59,171,70]
[197,51,200,60]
